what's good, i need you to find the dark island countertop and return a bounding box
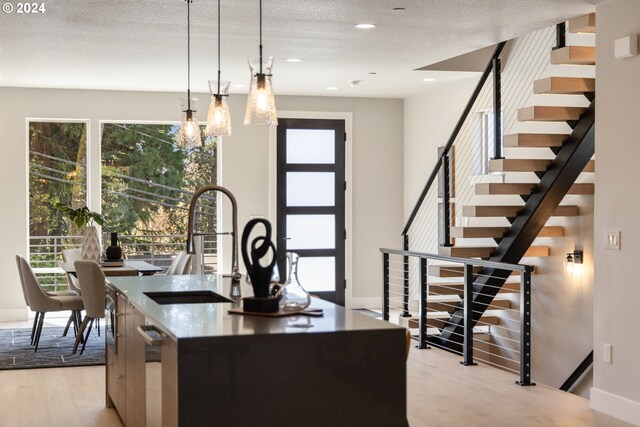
[106,274,401,340]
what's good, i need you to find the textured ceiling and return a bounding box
[0,0,597,98]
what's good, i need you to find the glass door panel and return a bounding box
[286,129,335,164]
[286,215,335,249]
[286,172,335,206]
[297,257,336,292]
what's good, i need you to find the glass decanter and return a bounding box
[279,252,311,311]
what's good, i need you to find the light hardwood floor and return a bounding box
[0,320,633,427]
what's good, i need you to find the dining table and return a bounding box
[59,260,163,277]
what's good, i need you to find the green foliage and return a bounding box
[53,203,105,228]
[29,122,87,237]
[101,123,216,236]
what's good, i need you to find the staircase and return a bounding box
[406,14,597,356]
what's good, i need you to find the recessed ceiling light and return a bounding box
[369,72,377,75]
[286,58,303,62]
[355,23,376,29]
[348,80,362,86]
[422,78,436,82]
[326,86,339,91]
[392,7,406,11]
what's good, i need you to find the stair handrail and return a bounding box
[402,41,507,236]
[380,247,533,273]
[559,350,593,392]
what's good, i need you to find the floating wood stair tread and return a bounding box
[462,204,579,217]
[504,133,567,148]
[438,245,548,259]
[568,13,596,34]
[550,46,596,65]
[533,77,595,94]
[439,246,495,259]
[413,299,511,312]
[475,182,594,195]
[401,313,500,330]
[518,106,587,122]
[451,225,564,238]
[428,265,483,277]
[522,246,550,257]
[489,159,594,173]
[428,265,533,278]
[429,281,520,296]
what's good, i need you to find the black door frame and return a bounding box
[276,118,346,306]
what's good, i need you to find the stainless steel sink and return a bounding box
[144,290,234,305]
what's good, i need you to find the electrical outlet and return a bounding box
[604,230,621,250]
[603,343,613,364]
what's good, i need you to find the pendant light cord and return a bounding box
[217,0,221,95]
[259,0,263,75]
[187,0,192,110]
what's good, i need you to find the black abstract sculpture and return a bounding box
[241,218,278,301]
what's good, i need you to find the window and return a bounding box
[480,110,503,174]
[101,123,217,271]
[28,121,88,289]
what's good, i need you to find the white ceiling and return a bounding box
[0,0,597,98]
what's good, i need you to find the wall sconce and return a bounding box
[565,250,583,276]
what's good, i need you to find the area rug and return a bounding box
[0,326,104,370]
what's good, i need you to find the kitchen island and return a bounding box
[106,274,407,427]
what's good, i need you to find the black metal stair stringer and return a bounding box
[431,99,596,351]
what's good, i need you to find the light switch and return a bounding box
[615,34,638,60]
[603,343,612,364]
[604,230,620,250]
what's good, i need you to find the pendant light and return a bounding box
[206,0,232,137]
[179,0,202,147]
[244,0,278,126]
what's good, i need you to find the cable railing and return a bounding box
[28,233,217,291]
[381,248,534,386]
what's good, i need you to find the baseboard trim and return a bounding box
[591,387,640,426]
[0,308,28,322]
[348,297,381,309]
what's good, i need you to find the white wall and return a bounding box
[592,0,640,424]
[404,78,479,217]
[0,87,403,320]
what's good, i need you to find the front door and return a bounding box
[276,118,346,305]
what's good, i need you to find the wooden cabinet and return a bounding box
[106,289,147,426]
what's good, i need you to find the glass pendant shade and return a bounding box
[244,57,278,126]
[179,97,202,147]
[206,80,232,137]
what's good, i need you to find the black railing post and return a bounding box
[402,235,410,317]
[517,269,535,386]
[442,155,452,247]
[461,263,477,366]
[418,257,429,349]
[554,22,566,50]
[383,252,390,321]
[492,57,503,160]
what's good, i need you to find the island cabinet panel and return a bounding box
[176,331,407,427]
[161,333,179,427]
[125,301,147,427]
[106,289,148,427]
[116,293,127,416]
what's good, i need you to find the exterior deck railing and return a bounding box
[28,233,216,291]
